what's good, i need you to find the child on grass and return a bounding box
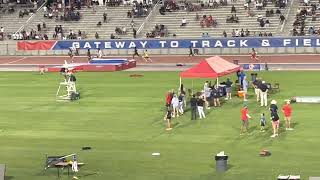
[260,113,266,132]
[164,107,173,131]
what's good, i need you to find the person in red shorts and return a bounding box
[250,48,260,62]
[282,100,293,131]
[240,104,251,135]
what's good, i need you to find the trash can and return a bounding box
[215,155,228,172]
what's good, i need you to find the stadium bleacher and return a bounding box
[0,0,294,40]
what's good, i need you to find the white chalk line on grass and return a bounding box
[5,57,27,64]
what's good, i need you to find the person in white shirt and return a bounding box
[181,18,187,26]
[235,29,240,37]
[171,94,180,117]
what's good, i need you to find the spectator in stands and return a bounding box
[122,27,127,34]
[133,28,137,38]
[195,12,200,21]
[266,9,270,17]
[37,23,41,32]
[245,29,250,36]
[235,29,240,37]
[43,22,46,29]
[240,29,245,37]
[223,30,227,37]
[258,32,263,36]
[280,14,285,24]
[244,2,249,10]
[231,29,236,37]
[292,28,298,36]
[226,14,239,23]
[312,14,317,21]
[246,7,255,17]
[309,26,315,35]
[257,14,263,22]
[276,9,281,14]
[19,10,24,18]
[181,18,187,27]
[259,19,265,27]
[265,19,270,27]
[95,32,99,39]
[263,32,268,36]
[48,11,53,19]
[103,12,107,23]
[307,7,312,16]
[97,21,102,27]
[231,5,236,13]
[208,0,214,8]
[268,32,272,36]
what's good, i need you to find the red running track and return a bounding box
[0,55,319,65]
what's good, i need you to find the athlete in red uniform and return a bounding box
[250,48,260,62]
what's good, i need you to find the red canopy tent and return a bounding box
[179,56,241,89]
[180,56,241,79]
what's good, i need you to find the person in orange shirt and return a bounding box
[240,104,251,135]
[282,100,293,130]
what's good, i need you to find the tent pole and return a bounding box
[217,77,219,87]
[179,77,182,92]
[192,79,194,94]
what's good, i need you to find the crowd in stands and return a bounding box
[126,0,152,18]
[43,4,81,21]
[145,24,169,38]
[198,14,218,27]
[292,0,320,36]
[222,28,273,37]
[18,9,35,18]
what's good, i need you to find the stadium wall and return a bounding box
[1,39,320,56]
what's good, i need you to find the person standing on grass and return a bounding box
[133,46,140,59]
[164,107,173,131]
[171,94,180,117]
[259,81,268,107]
[282,100,293,130]
[190,94,198,120]
[211,86,220,107]
[270,100,280,138]
[225,78,233,100]
[165,90,173,107]
[260,113,266,132]
[253,78,262,102]
[178,93,184,115]
[240,104,251,135]
[242,76,248,101]
[204,86,212,109]
[197,96,206,119]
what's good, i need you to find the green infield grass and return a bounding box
[0,71,319,180]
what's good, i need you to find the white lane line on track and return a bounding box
[6,57,27,64]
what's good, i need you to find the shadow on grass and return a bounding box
[5,176,14,180]
[209,163,234,171]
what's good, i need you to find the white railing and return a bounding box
[137,0,161,36]
[15,1,46,34]
[280,0,295,33]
